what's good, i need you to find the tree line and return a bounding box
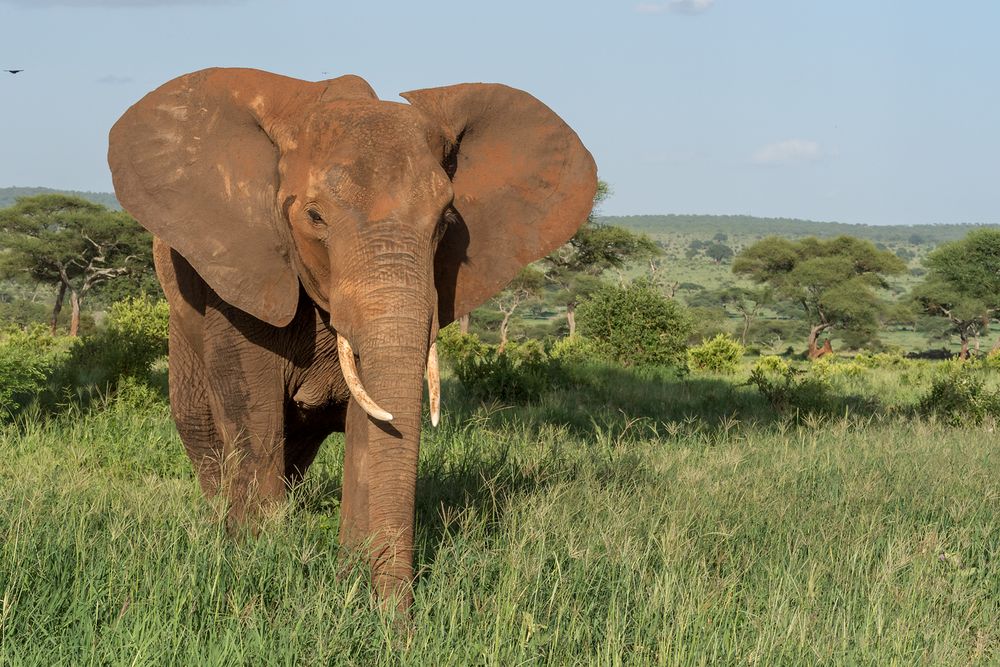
[2,188,998,361]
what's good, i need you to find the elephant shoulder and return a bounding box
[153,237,207,352]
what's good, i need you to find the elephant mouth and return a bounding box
[336,334,440,427]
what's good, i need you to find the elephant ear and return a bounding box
[108,67,377,326]
[401,83,597,325]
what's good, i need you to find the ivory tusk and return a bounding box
[336,334,393,422]
[426,341,440,427]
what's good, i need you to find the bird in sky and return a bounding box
[5,70,24,74]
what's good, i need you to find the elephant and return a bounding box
[107,67,597,610]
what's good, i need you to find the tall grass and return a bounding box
[0,365,997,664]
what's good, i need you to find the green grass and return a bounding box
[1,364,998,664]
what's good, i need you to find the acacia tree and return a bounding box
[911,229,1000,358]
[716,285,772,344]
[543,181,660,336]
[0,195,151,336]
[705,242,734,264]
[733,236,905,358]
[490,266,545,350]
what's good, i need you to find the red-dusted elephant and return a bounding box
[108,68,596,610]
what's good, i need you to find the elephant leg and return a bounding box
[283,401,345,488]
[208,401,287,531]
[201,305,288,531]
[339,398,370,551]
[282,434,324,488]
[168,320,225,497]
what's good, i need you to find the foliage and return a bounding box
[56,297,169,396]
[687,334,745,373]
[0,194,153,335]
[0,326,75,419]
[540,180,661,336]
[753,354,791,375]
[733,235,906,350]
[853,351,908,369]
[983,351,1000,371]
[0,186,120,210]
[453,342,555,403]
[685,305,730,343]
[917,366,1000,426]
[0,297,52,329]
[599,212,997,246]
[578,279,693,368]
[692,285,773,344]
[548,335,600,364]
[746,361,832,415]
[912,229,1000,354]
[489,267,546,347]
[704,242,734,263]
[435,323,488,364]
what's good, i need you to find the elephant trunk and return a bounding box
[350,308,432,610]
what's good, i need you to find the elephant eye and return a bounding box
[307,209,325,226]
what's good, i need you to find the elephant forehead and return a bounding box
[302,101,430,153]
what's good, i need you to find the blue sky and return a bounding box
[1,0,997,225]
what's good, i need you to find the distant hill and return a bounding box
[597,214,999,245]
[0,187,120,210]
[2,190,994,246]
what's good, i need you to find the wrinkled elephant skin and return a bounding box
[107,67,597,611]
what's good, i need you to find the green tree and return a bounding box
[0,195,152,336]
[911,229,1000,358]
[716,285,773,345]
[733,236,905,357]
[543,181,660,335]
[490,266,545,350]
[578,279,692,367]
[705,242,734,264]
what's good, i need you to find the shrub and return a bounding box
[753,355,791,375]
[853,352,908,369]
[578,279,692,368]
[549,335,600,365]
[917,369,1000,426]
[57,297,169,393]
[453,345,553,403]
[0,326,75,419]
[809,356,865,380]
[746,363,831,415]
[983,351,1000,371]
[687,334,745,374]
[435,323,488,364]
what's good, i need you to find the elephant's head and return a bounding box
[108,68,596,604]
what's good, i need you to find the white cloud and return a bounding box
[636,0,715,15]
[1,0,244,6]
[752,139,823,166]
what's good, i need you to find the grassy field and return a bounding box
[1,362,998,665]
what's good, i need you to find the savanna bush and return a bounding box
[453,342,554,403]
[57,296,169,393]
[0,326,75,419]
[548,334,599,364]
[809,356,865,380]
[687,334,744,374]
[435,323,488,364]
[752,354,791,375]
[853,351,908,369]
[578,279,692,368]
[746,362,832,415]
[917,367,1000,426]
[982,350,1000,371]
